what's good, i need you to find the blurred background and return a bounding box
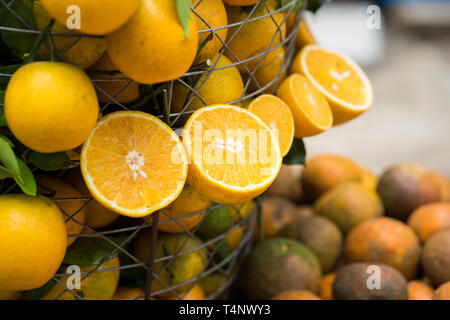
[303,0,450,175]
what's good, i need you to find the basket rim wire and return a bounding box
[0,0,304,300]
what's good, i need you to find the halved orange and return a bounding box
[276,73,333,138]
[80,111,188,217]
[247,94,295,157]
[291,45,374,125]
[182,105,282,204]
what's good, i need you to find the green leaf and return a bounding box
[21,278,56,300]
[306,0,329,13]
[0,0,38,58]
[176,0,191,38]
[0,90,5,127]
[29,151,72,171]
[0,134,19,175]
[0,65,20,89]
[0,164,17,179]
[63,234,134,266]
[14,157,36,195]
[283,137,306,165]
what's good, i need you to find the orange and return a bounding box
[157,185,211,233]
[271,290,321,300]
[248,47,286,93]
[0,194,67,291]
[4,62,99,153]
[40,0,140,35]
[276,73,333,138]
[36,175,86,246]
[112,287,145,300]
[182,105,282,204]
[247,94,295,157]
[80,111,188,217]
[291,45,374,125]
[165,284,205,300]
[89,53,140,104]
[407,202,450,244]
[223,0,258,5]
[33,0,106,70]
[319,272,336,300]
[407,280,434,300]
[296,11,317,47]
[106,0,198,84]
[172,54,244,115]
[193,0,228,63]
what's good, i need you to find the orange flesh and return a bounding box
[83,114,186,212]
[304,49,367,105]
[290,74,332,128]
[248,94,294,157]
[186,106,279,188]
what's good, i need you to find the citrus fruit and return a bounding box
[276,73,333,138]
[64,168,119,229]
[36,174,86,246]
[182,105,282,204]
[345,217,421,279]
[407,280,434,300]
[0,194,67,291]
[4,61,99,153]
[291,45,374,125]
[106,0,198,84]
[172,54,244,116]
[0,290,22,300]
[198,272,226,298]
[256,196,311,240]
[277,215,343,273]
[39,0,140,35]
[376,163,441,221]
[435,282,450,300]
[167,284,205,300]
[225,4,286,72]
[193,0,228,63]
[271,290,321,300]
[300,154,362,202]
[357,166,378,190]
[112,287,144,300]
[424,171,450,202]
[314,182,384,235]
[266,165,303,202]
[407,202,450,243]
[133,232,207,296]
[223,0,258,5]
[80,111,188,217]
[42,257,120,300]
[241,238,322,299]
[33,1,106,69]
[421,230,450,286]
[333,263,408,300]
[227,199,256,220]
[247,94,295,157]
[319,272,336,300]
[89,53,140,104]
[197,205,233,240]
[157,185,211,233]
[247,47,286,93]
[296,11,317,48]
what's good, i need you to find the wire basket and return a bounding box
[0,0,304,300]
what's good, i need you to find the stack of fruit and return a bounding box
[243,154,450,300]
[0,0,376,300]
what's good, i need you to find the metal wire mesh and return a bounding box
[0,0,304,300]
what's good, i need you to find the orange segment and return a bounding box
[247,94,295,157]
[276,73,333,138]
[291,45,374,125]
[183,105,282,204]
[80,111,188,217]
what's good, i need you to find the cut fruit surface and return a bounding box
[291,45,373,125]
[81,111,188,217]
[276,73,333,138]
[183,105,282,204]
[247,94,295,157]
